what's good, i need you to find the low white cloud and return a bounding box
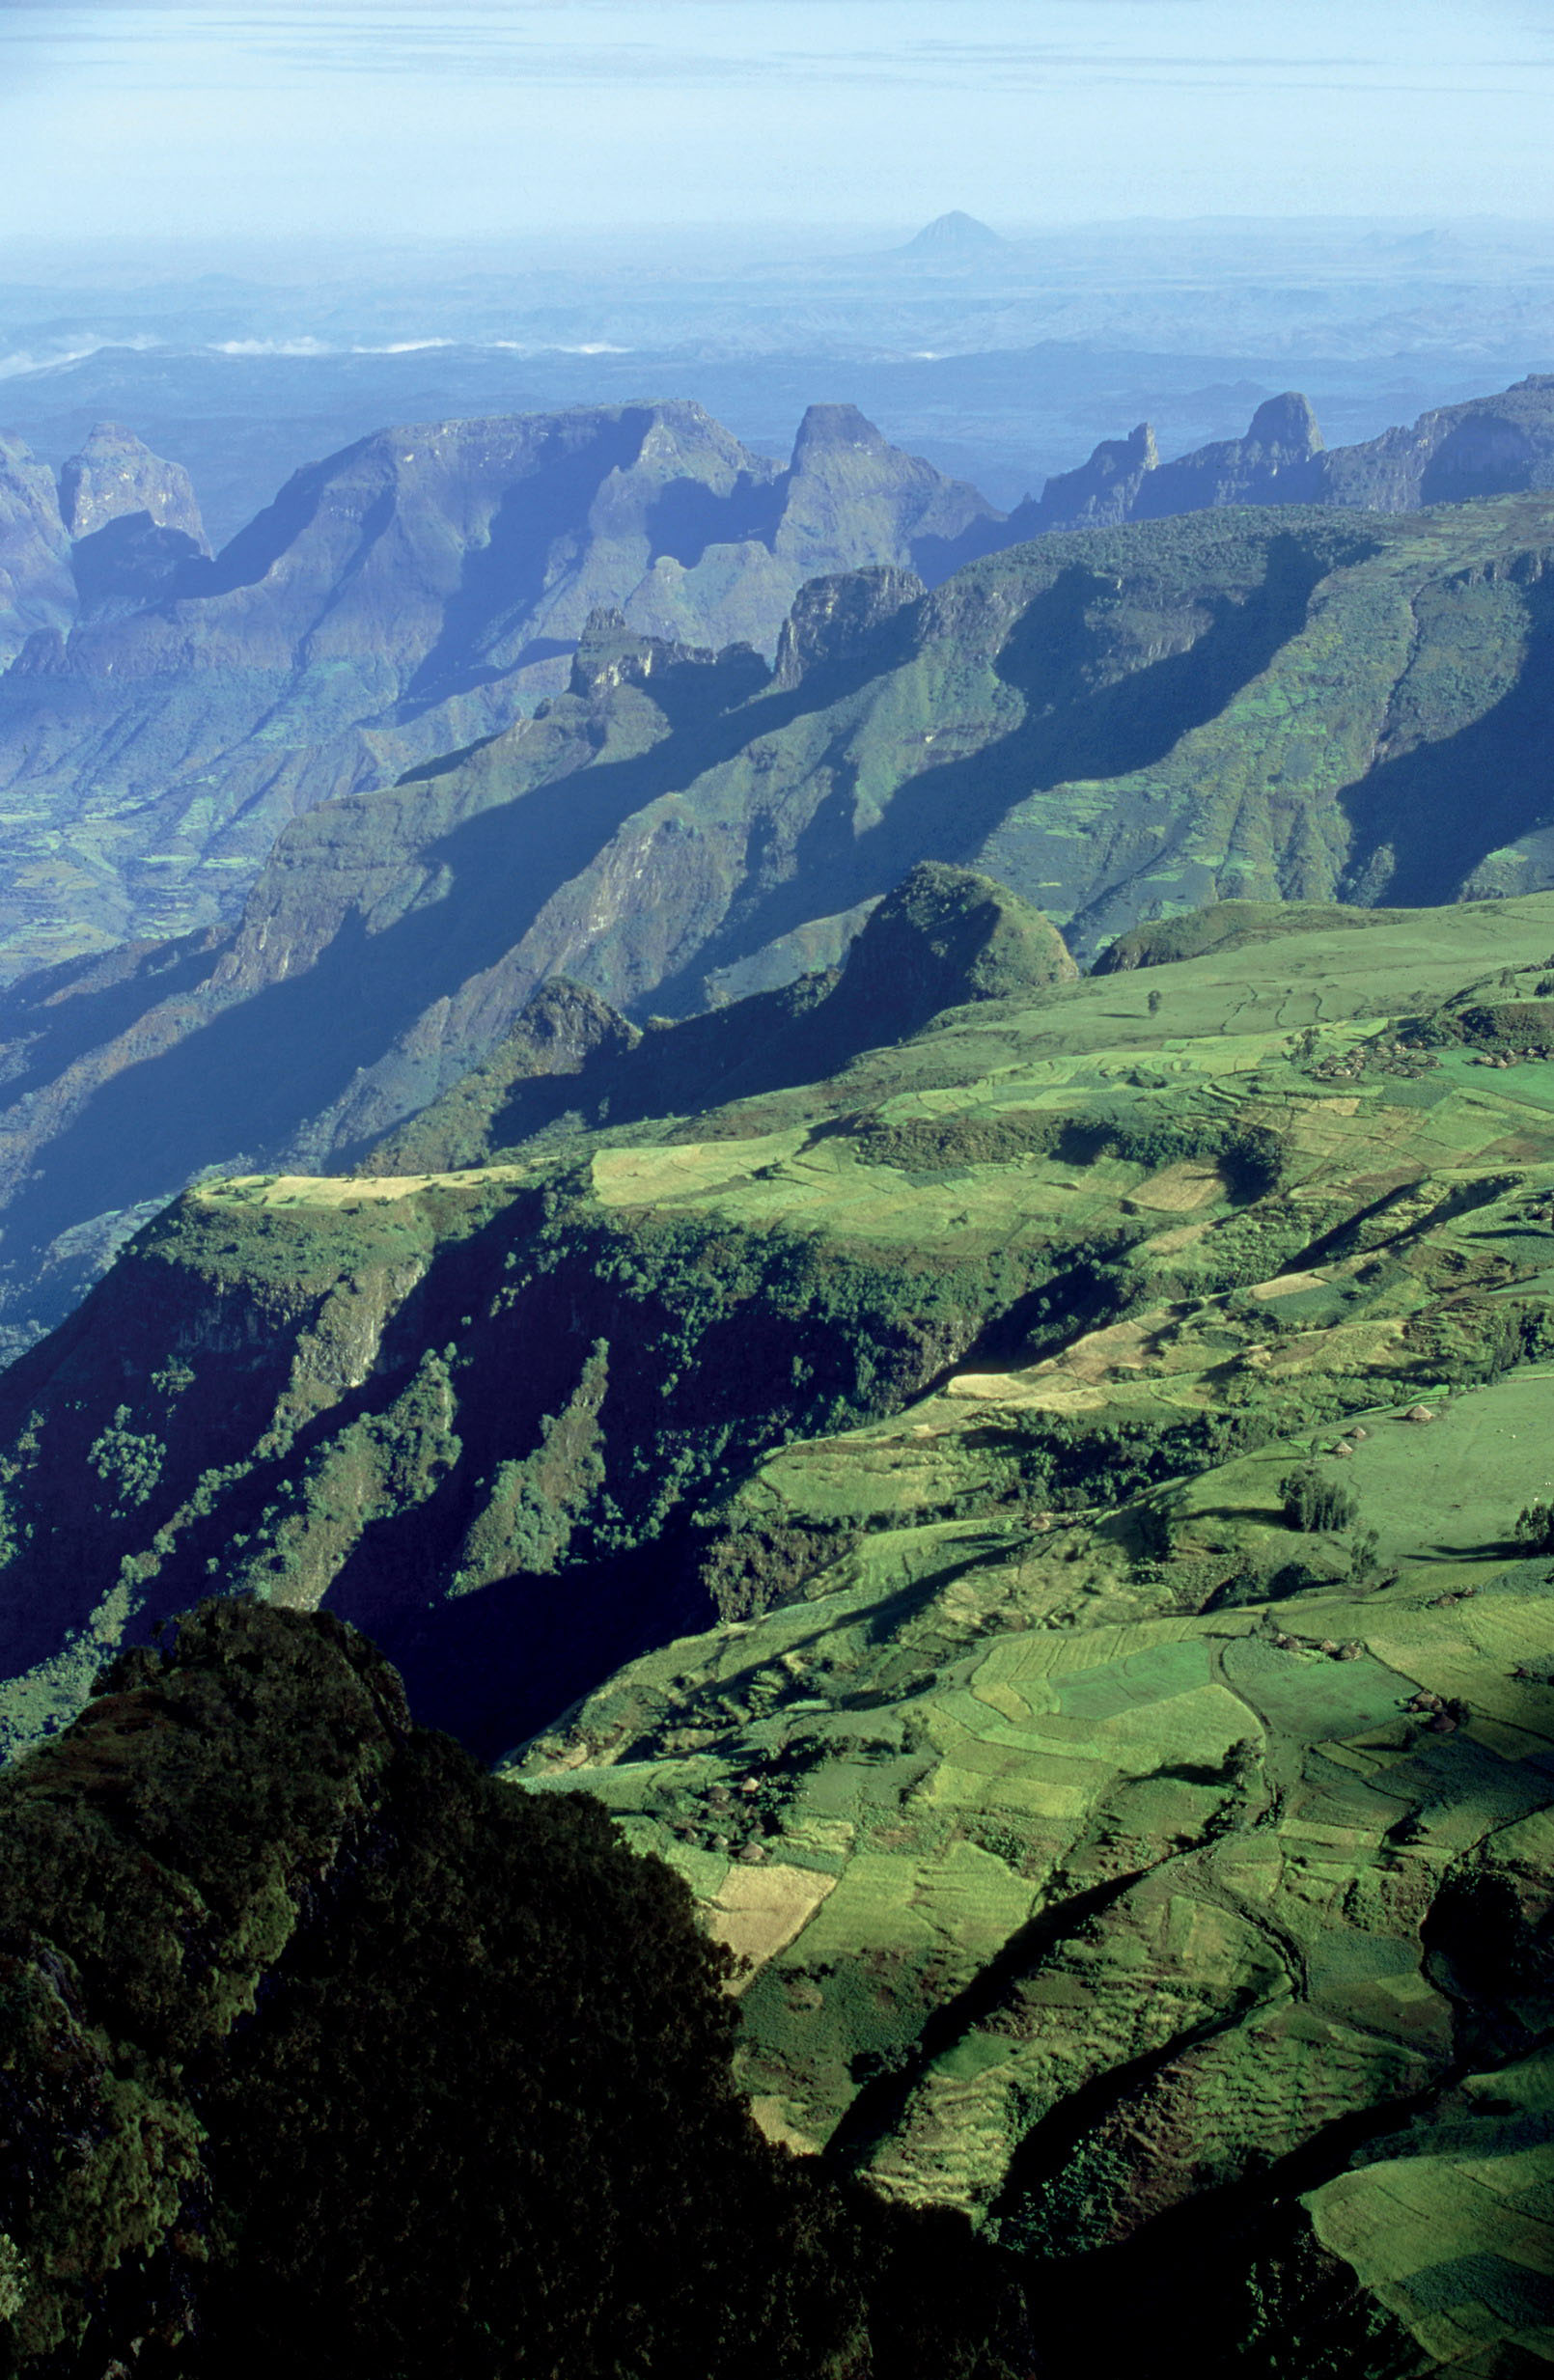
[0,333,161,379]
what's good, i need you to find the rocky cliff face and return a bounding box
[0,434,73,671]
[57,418,208,544]
[59,420,212,624]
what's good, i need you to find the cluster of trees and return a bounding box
[0,1603,1034,2380]
[1514,1499,1554,1554]
[1278,1466,1359,1534]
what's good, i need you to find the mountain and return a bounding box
[59,418,212,623]
[0,1596,1029,2376]
[57,417,207,544]
[0,401,999,984]
[7,486,1554,1357]
[902,211,1007,255]
[4,890,1554,2374]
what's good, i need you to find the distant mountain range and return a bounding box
[3,372,1554,984]
[4,477,1554,1356]
[0,401,1000,980]
[2,367,1554,1351]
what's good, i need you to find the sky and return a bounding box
[3,0,1554,247]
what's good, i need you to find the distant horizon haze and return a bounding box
[2,1,1553,243]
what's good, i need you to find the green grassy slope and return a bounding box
[7,891,1554,2365]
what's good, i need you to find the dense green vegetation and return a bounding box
[9,886,1554,2368]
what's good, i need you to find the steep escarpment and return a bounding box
[11,494,1554,1359]
[6,886,1554,1762]
[0,1599,1030,2379]
[0,1134,1069,1755]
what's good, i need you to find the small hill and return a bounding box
[370,862,1076,1175]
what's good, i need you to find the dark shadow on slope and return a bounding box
[646,466,787,569]
[0,928,228,1107]
[399,412,652,708]
[908,512,1016,588]
[1340,571,1554,905]
[824,1867,1152,2170]
[169,436,374,600]
[0,627,914,1257]
[70,512,208,619]
[329,1535,713,1763]
[654,531,1335,1010]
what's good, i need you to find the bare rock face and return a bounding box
[770,563,926,688]
[57,419,208,545]
[1027,422,1161,531]
[0,433,74,669]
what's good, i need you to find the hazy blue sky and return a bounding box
[3,0,1553,245]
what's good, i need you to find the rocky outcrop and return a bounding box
[1025,374,1554,536]
[770,564,925,688]
[1024,421,1160,531]
[58,419,208,544]
[60,421,212,622]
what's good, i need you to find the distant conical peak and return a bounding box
[902,211,1004,252]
